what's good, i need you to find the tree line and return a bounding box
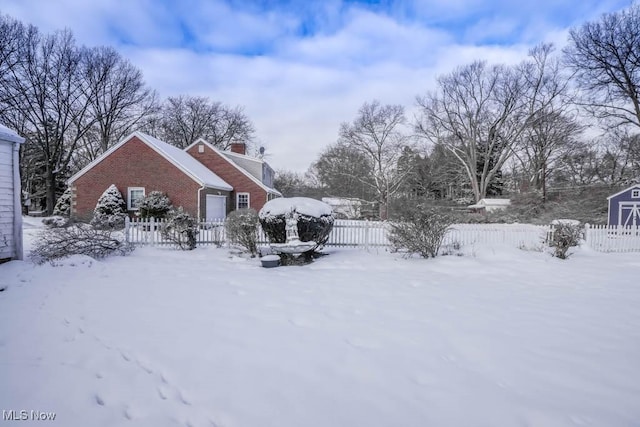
[277,4,640,219]
[0,14,255,214]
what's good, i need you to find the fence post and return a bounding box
[364,220,370,251]
[125,216,130,243]
[584,223,590,248]
[150,217,155,246]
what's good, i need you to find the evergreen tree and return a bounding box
[90,184,127,229]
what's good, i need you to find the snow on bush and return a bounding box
[161,207,198,250]
[90,184,127,229]
[138,191,172,219]
[259,197,334,252]
[550,222,583,259]
[30,224,134,264]
[52,187,72,217]
[389,206,455,258]
[225,208,259,257]
[42,216,70,228]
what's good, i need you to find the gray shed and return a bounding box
[607,183,640,227]
[0,124,25,262]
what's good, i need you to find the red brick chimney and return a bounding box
[230,141,246,155]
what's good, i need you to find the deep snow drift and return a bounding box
[0,220,639,427]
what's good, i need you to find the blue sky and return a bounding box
[0,0,634,171]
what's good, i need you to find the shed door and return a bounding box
[206,195,226,221]
[619,202,640,226]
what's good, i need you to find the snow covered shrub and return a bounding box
[225,208,259,257]
[42,216,70,228]
[90,184,127,229]
[52,187,72,217]
[138,191,172,219]
[550,222,583,259]
[389,207,454,258]
[30,224,134,264]
[161,207,198,250]
[258,197,334,253]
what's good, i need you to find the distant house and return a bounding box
[468,198,511,213]
[321,197,362,219]
[68,132,280,222]
[0,124,25,262]
[607,184,640,226]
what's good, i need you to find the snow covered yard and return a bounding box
[1,223,640,426]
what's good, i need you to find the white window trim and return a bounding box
[632,189,640,198]
[236,192,250,209]
[127,187,145,210]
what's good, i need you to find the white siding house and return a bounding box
[0,124,25,262]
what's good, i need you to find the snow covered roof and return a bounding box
[259,197,333,218]
[322,197,362,206]
[468,198,511,209]
[186,139,281,196]
[606,183,640,200]
[68,132,233,191]
[0,123,25,144]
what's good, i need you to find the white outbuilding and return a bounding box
[0,123,25,262]
[468,198,511,213]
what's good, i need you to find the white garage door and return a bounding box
[206,195,226,221]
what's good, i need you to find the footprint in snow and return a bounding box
[157,386,169,400]
[95,394,105,406]
[346,337,381,350]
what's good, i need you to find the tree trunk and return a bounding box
[45,168,56,216]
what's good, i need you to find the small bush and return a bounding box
[550,222,583,259]
[30,224,134,264]
[42,216,70,228]
[161,207,198,250]
[138,191,172,219]
[91,184,127,229]
[389,206,455,258]
[53,188,72,217]
[225,208,259,257]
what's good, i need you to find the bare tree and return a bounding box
[155,95,255,150]
[338,100,408,219]
[312,142,376,201]
[0,28,96,214]
[416,45,567,202]
[564,3,640,129]
[75,46,158,165]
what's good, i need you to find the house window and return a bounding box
[632,189,640,198]
[128,187,145,210]
[198,144,204,153]
[267,192,279,201]
[236,193,250,209]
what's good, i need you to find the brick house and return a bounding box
[67,132,280,221]
[185,138,281,212]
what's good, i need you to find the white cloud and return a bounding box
[1,0,635,172]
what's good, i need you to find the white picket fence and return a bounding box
[124,218,640,253]
[584,224,640,253]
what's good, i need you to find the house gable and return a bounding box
[185,140,278,211]
[71,136,205,220]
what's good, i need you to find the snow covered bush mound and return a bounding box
[259,197,334,252]
[90,184,127,229]
[226,208,259,257]
[138,191,172,219]
[52,187,72,217]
